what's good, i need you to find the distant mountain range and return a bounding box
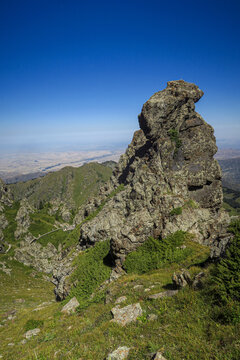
[218,157,240,191]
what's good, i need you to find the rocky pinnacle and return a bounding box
[78,80,231,268]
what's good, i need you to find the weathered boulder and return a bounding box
[106,346,130,360]
[148,290,178,300]
[111,303,142,326]
[78,80,231,268]
[25,328,40,339]
[61,296,79,314]
[172,269,192,288]
[152,353,167,360]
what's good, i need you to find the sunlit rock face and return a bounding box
[79,80,231,267]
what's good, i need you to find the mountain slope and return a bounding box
[8,162,112,209]
[219,157,240,191]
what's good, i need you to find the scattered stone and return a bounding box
[111,303,142,326]
[20,339,27,345]
[61,296,79,314]
[25,328,40,339]
[147,313,158,321]
[8,343,15,346]
[115,296,127,304]
[192,271,205,289]
[172,269,192,288]
[152,352,167,360]
[106,346,131,360]
[144,288,151,292]
[15,298,25,304]
[148,290,178,300]
[133,284,143,290]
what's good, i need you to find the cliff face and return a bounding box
[79,80,231,269]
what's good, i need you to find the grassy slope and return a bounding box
[1,237,240,360]
[9,163,112,209]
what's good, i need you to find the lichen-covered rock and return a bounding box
[14,240,60,274]
[148,290,178,300]
[79,80,231,268]
[172,269,192,288]
[24,328,40,339]
[14,199,33,239]
[111,303,142,326]
[61,296,79,314]
[152,352,167,360]
[106,346,131,360]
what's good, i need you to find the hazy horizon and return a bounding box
[1,0,240,156]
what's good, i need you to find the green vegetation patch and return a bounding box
[24,319,44,332]
[68,240,111,309]
[123,231,192,274]
[211,219,240,304]
[2,201,20,244]
[170,206,182,216]
[168,128,182,155]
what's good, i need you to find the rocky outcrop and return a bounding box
[14,199,33,240]
[79,80,231,268]
[0,179,12,209]
[0,179,12,250]
[14,241,60,274]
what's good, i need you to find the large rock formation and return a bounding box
[79,80,231,268]
[0,179,12,252]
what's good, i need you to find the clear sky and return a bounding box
[0,0,240,153]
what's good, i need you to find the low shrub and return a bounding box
[170,207,182,216]
[24,319,44,331]
[69,240,111,309]
[123,231,191,274]
[210,219,240,304]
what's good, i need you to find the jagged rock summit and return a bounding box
[79,80,230,269]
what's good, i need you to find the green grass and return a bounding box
[2,201,20,244]
[1,233,240,360]
[67,240,112,309]
[123,231,193,274]
[170,207,182,216]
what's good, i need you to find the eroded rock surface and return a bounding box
[106,346,131,360]
[111,303,142,326]
[79,80,231,268]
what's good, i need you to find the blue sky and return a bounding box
[0,0,240,153]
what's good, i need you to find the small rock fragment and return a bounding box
[133,284,143,290]
[115,296,127,304]
[192,271,205,289]
[61,296,79,314]
[106,346,131,360]
[111,303,142,326]
[148,290,178,300]
[25,328,40,339]
[152,352,167,360]
[147,313,158,321]
[172,269,192,288]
